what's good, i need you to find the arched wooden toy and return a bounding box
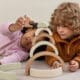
[35,28,52,36]
[32,33,54,46]
[30,33,57,57]
[30,41,58,57]
[25,51,64,77]
[25,24,64,77]
[25,34,64,77]
[35,22,52,36]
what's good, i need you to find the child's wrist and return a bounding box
[9,24,15,32]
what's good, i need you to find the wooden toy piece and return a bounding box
[25,26,64,77]
[35,22,52,36]
[30,41,58,57]
[35,28,52,36]
[30,66,62,78]
[0,71,16,80]
[31,33,57,57]
[25,51,64,77]
[37,22,49,28]
[0,62,21,71]
[32,33,55,46]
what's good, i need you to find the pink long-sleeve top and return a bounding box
[0,22,29,64]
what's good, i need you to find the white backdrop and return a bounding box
[0,0,80,23]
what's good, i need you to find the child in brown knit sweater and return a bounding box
[45,2,80,72]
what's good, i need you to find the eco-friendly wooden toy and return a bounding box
[25,22,64,77]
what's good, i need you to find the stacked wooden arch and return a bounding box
[25,23,64,77]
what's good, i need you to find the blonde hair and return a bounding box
[50,2,80,34]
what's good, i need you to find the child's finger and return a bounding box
[16,17,24,25]
[24,15,32,24]
[69,60,76,65]
[24,15,30,21]
[24,15,30,20]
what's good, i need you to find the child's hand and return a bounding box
[51,61,62,69]
[15,17,24,27]
[23,15,33,28]
[68,60,79,72]
[15,16,32,29]
[9,16,32,32]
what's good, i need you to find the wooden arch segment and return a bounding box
[25,51,64,77]
[35,28,52,36]
[32,33,55,46]
[30,41,58,57]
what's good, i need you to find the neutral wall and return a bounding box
[0,0,80,23]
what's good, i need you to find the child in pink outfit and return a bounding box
[0,16,34,64]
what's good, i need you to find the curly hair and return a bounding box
[50,2,80,34]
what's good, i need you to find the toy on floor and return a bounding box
[25,22,64,77]
[0,62,21,80]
